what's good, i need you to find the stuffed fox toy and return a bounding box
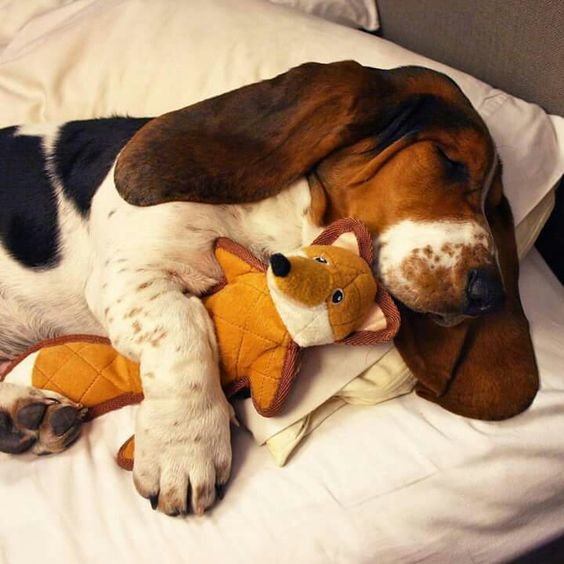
[1,219,400,468]
[204,218,398,415]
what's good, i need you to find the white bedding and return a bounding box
[3,0,557,465]
[1,1,564,561]
[1,250,563,562]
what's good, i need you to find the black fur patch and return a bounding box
[0,126,61,268]
[0,117,151,269]
[54,117,151,216]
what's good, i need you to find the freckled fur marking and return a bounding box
[125,307,143,318]
[378,219,493,313]
[137,281,154,291]
[149,329,168,347]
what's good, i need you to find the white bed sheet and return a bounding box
[1,248,563,563]
[1,1,563,561]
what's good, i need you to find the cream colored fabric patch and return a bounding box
[236,342,395,445]
[265,347,415,465]
[515,188,556,259]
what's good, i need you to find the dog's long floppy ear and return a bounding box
[394,170,539,420]
[115,62,438,206]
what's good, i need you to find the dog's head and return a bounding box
[308,69,504,325]
[115,62,505,324]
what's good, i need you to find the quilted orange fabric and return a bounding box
[31,336,143,418]
[204,240,301,416]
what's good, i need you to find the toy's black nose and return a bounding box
[270,253,291,277]
[464,267,505,315]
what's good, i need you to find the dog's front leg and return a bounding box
[94,272,232,516]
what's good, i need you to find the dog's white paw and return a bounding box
[0,383,86,455]
[133,393,232,516]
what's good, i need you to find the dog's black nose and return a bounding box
[270,253,291,277]
[464,267,505,315]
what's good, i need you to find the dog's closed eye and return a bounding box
[435,145,468,182]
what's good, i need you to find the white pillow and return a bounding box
[264,0,379,30]
[0,0,561,227]
[0,0,76,54]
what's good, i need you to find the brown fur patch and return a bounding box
[115,62,481,208]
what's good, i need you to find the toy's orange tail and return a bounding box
[29,335,144,420]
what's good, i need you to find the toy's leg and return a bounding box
[0,381,86,455]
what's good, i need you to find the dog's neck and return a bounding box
[226,178,323,261]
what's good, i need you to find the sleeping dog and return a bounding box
[0,62,505,515]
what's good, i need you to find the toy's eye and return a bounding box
[314,256,328,264]
[332,289,344,304]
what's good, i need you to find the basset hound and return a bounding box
[0,61,538,516]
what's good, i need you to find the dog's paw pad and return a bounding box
[16,402,50,431]
[0,383,86,456]
[0,409,36,454]
[32,402,86,455]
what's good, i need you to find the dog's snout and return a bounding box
[464,267,505,315]
[270,253,291,278]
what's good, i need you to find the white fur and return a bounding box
[378,219,492,271]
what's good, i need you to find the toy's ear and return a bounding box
[356,302,387,333]
[311,218,373,263]
[213,238,266,284]
[340,285,401,345]
[331,231,361,256]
